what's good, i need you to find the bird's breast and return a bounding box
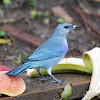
[58,45,68,51]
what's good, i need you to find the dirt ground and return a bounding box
[0,0,100,69]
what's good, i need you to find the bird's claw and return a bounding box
[50,79,64,83]
[39,77,51,81]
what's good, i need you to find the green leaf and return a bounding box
[13,60,21,64]
[0,9,3,15]
[13,55,21,64]
[36,11,47,17]
[30,10,47,19]
[0,30,6,37]
[26,0,35,8]
[91,41,96,46]
[21,51,29,59]
[60,84,72,100]
[3,0,11,5]
[30,10,37,18]
[56,18,65,23]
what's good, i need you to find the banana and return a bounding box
[26,58,91,77]
[82,47,100,100]
[26,47,100,100]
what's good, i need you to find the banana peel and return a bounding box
[0,38,10,44]
[82,47,100,100]
[26,47,100,100]
[26,58,92,77]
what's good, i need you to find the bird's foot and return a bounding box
[50,79,64,83]
[39,77,51,81]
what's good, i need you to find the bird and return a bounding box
[6,23,77,83]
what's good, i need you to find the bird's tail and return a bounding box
[6,64,31,77]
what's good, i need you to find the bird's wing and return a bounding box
[21,44,65,64]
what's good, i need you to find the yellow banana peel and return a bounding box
[26,58,91,77]
[0,38,10,44]
[26,47,100,100]
[82,47,100,100]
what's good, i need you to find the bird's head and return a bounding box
[53,23,77,38]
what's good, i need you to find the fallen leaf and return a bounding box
[52,6,73,23]
[0,30,6,37]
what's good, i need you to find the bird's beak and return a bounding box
[72,25,77,29]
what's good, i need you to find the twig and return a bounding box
[7,34,15,42]
[0,15,25,23]
[69,6,100,39]
[0,58,9,61]
[87,23,100,35]
[2,24,42,47]
[85,12,100,18]
[79,3,100,18]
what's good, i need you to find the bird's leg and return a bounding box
[37,69,51,81]
[47,67,64,83]
[37,69,44,79]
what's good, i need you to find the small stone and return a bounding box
[43,18,50,25]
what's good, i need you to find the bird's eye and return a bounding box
[64,26,69,28]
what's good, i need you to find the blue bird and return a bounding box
[6,23,77,83]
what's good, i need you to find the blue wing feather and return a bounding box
[21,40,67,63]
